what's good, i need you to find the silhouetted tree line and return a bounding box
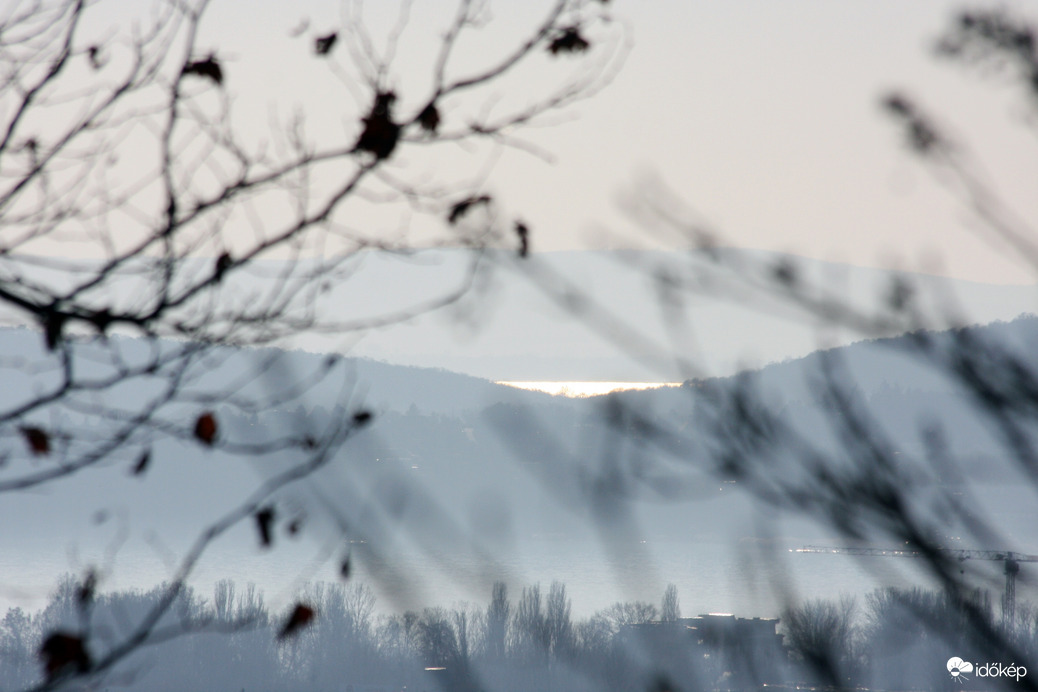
[781,587,1038,691]
[7,576,1037,691]
[0,577,664,692]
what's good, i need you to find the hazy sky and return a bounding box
[491,0,1037,284]
[58,0,1038,286]
[195,0,1038,282]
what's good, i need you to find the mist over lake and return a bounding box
[4,271,1038,623]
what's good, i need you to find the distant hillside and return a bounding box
[0,325,552,417]
[717,313,1038,403]
[4,310,1038,619]
[3,249,1036,383]
[327,248,1038,380]
[622,312,1038,458]
[614,313,1038,550]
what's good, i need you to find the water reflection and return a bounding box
[496,382,681,397]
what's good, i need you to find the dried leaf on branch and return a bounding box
[515,220,530,258]
[278,603,316,639]
[194,412,218,446]
[131,450,151,476]
[447,195,492,225]
[21,427,50,456]
[39,632,91,679]
[355,91,400,160]
[314,32,337,56]
[418,103,441,133]
[182,55,223,85]
[255,506,276,548]
[548,26,590,55]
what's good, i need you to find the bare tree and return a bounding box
[545,580,573,666]
[9,2,1038,690]
[0,0,623,688]
[598,601,658,635]
[783,596,858,686]
[484,580,511,664]
[513,582,549,666]
[659,584,679,623]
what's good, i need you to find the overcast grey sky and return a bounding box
[69,0,1038,285]
[485,0,1038,284]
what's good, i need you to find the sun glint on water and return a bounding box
[495,381,681,398]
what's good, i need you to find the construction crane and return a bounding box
[796,545,1038,628]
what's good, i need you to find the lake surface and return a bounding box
[4,534,994,620]
[496,381,682,397]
